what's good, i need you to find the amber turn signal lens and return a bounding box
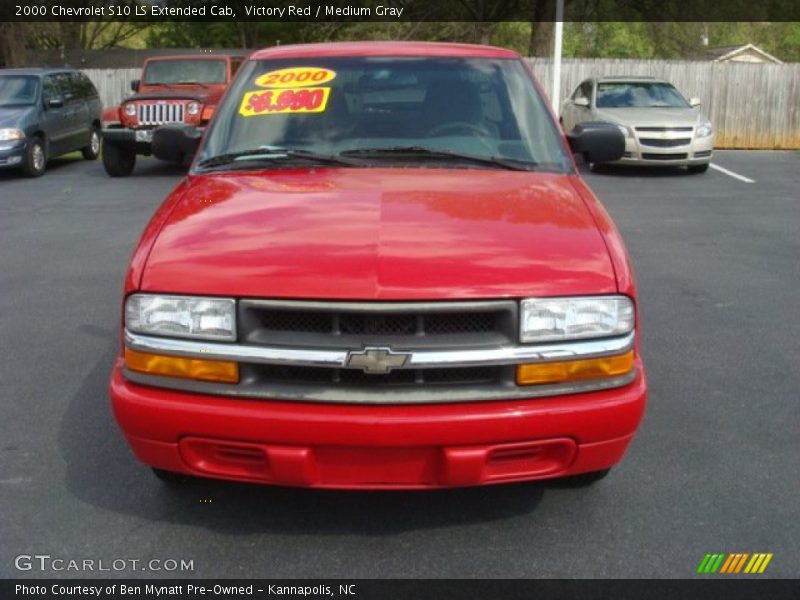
[124,348,239,384]
[516,351,634,386]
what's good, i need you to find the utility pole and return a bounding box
[551,0,564,112]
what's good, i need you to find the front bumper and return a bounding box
[110,358,647,489]
[0,140,27,168]
[615,135,713,166]
[101,128,153,154]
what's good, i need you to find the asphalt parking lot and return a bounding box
[1,150,798,579]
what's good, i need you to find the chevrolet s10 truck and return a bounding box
[101,53,244,177]
[111,42,647,489]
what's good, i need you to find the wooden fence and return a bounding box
[82,58,800,149]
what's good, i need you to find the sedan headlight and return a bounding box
[696,121,713,138]
[187,101,201,116]
[520,295,634,343]
[125,294,236,341]
[0,128,26,141]
[124,103,136,117]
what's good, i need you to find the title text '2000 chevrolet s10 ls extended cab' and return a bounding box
[110,42,646,489]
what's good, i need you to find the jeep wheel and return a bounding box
[23,136,47,177]
[82,126,101,160]
[102,139,136,177]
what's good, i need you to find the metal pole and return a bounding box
[551,0,564,112]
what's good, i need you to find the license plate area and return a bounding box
[135,129,153,143]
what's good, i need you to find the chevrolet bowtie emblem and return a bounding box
[345,347,410,374]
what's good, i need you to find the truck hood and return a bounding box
[141,168,617,300]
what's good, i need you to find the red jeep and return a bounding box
[111,42,646,489]
[100,53,244,176]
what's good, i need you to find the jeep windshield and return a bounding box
[142,59,227,85]
[196,56,571,173]
[0,75,38,106]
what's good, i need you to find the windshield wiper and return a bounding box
[340,146,536,171]
[195,147,361,171]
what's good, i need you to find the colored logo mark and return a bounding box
[697,553,773,574]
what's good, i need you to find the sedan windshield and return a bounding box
[197,56,571,173]
[143,60,227,85]
[0,75,38,106]
[596,82,690,108]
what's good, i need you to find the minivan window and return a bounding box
[198,56,571,173]
[0,75,39,106]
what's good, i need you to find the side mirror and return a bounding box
[47,97,64,109]
[152,124,203,165]
[567,121,625,164]
[689,97,702,108]
[573,97,590,108]
[130,79,140,92]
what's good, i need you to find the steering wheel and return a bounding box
[427,121,492,138]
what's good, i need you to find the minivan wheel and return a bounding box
[688,163,709,174]
[23,137,47,177]
[102,139,136,177]
[82,127,101,160]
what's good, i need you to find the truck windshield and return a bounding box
[596,82,690,108]
[197,56,571,173]
[0,75,38,106]
[143,60,227,85]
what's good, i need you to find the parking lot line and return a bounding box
[710,163,755,183]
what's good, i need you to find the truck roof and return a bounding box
[250,41,520,60]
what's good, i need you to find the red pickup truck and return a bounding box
[101,53,244,176]
[111,42,647,489]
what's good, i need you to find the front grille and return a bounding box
[241,300,516,349]
[237,300,517,394]
[247,364,501,388]
[635,126,693,132]
[137,102,185,126]
[642,153,688,160]
[639,138,691,147]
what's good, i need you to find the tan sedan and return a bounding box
[561,76,713,173]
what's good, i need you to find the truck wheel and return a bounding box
[152,468,190,485]
[102,139,136,177]
[82,126,101,160]
[557,468,611,487]
[23,136,47,177]
[688,163,709,174]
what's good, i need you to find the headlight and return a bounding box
[124,104,136,117]
[696,122,712,138]
[187,102,201,116]
[125,294,236,341]
[520,295,634,343]
[0,128,25,141]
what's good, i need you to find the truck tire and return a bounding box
[102,138,136,177]
[556,468,611,487]
[151,468,190,485]
[23,136,47,177]
[82,126,101,160]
